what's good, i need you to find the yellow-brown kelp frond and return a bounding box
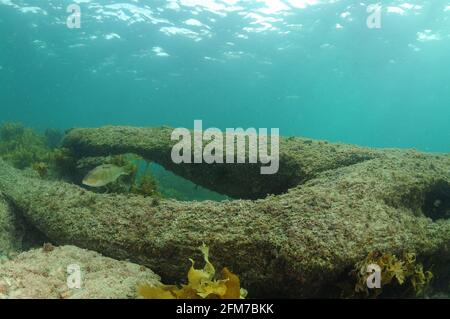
[352,252,433,298]
[137,244,247,299]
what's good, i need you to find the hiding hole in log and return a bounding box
[423,180,450,221]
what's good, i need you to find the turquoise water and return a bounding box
[0,0,449,152]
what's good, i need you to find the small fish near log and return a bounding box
[82,164,129,187]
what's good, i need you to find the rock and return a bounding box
[0,245,160,299]
[0,126,449,297]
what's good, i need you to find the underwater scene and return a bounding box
[0,0,450,302]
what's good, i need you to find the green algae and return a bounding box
[32,162,49,178]
[130,168,160,197]
[0,122,51,169]
[0,123,77,182]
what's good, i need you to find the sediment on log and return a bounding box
[0,126,449,297]
[0,245,160,299]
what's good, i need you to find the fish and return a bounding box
[82,164,128,187]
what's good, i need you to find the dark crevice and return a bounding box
[422,180,450,221]
[8,201,51,250]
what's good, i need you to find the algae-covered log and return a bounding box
[63,126,380,199]
[1,128,450,296]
